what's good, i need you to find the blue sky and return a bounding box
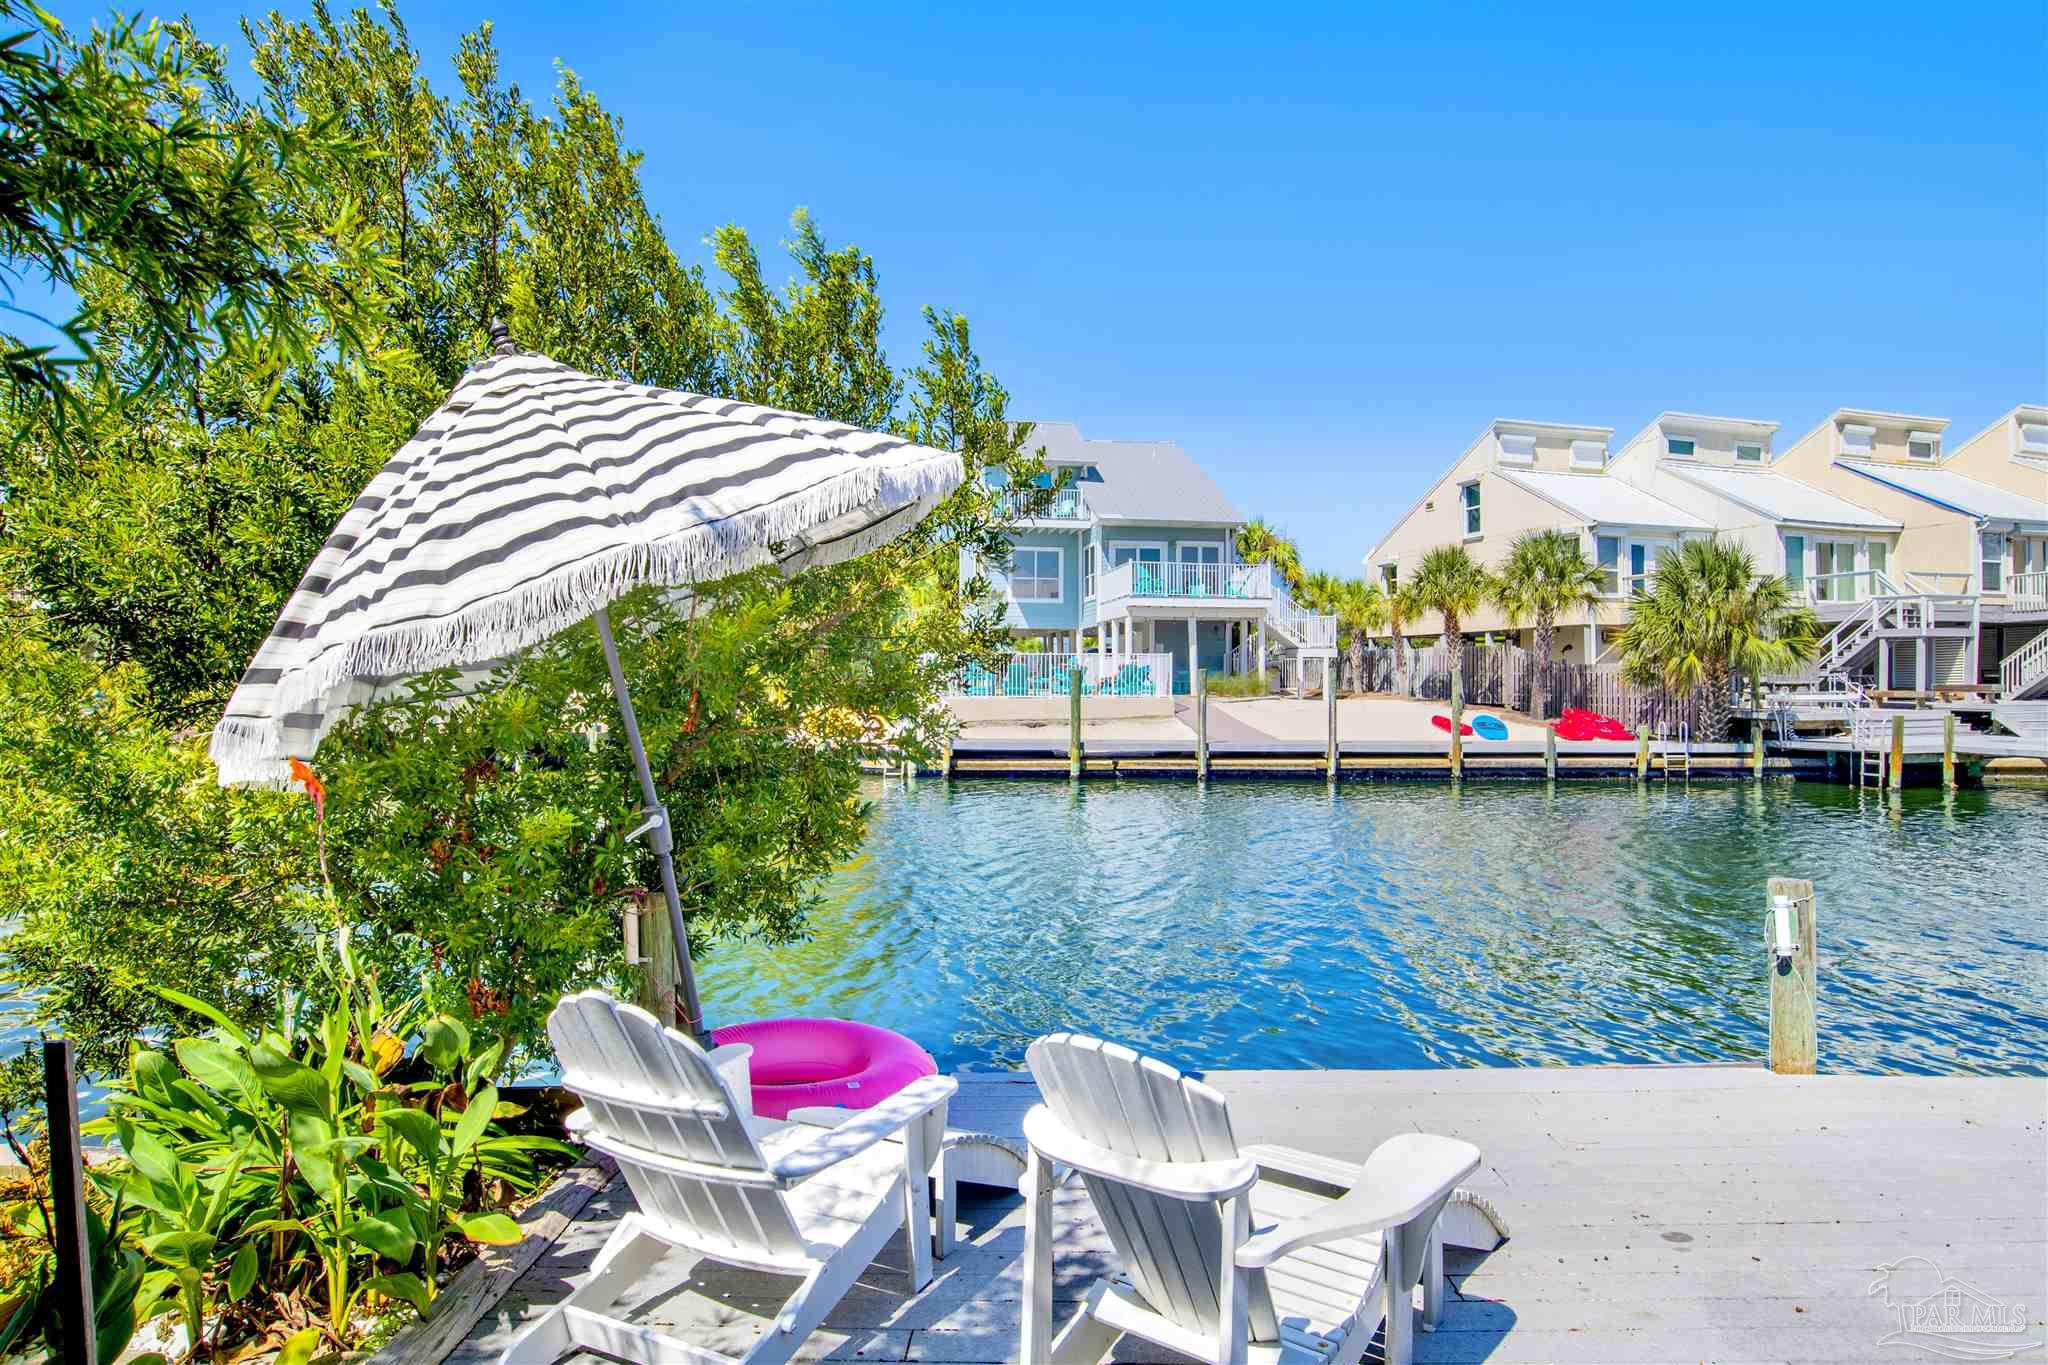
[53,1,2048,573]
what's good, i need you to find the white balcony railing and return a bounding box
[2010,569,2048,610]
[947,651,1172,698]
[1097,559,1274,605]
[996,484,1087,521]
[1801,569,1899,605]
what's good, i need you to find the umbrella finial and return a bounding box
[488,317,517,356]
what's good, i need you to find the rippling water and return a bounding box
[696,779,2048,1076]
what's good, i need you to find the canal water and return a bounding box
[696,779,2048,1076]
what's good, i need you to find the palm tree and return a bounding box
[1235,518,1304,595]
[1493,530,1604,719]
[1340,580,1388,693]
[1617,537,1822,740]
[1385,582,1417,696]
[1409,545,1496,735]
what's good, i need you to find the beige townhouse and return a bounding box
[1364,419,1707,663]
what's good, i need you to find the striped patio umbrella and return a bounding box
[210,324,963,1038]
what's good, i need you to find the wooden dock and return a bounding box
[437,1065,2046,1364]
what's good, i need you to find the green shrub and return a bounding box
[1203,671,1270,699]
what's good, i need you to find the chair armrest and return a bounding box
[1022,1105,1259,1201]
[1237,1134,1480,1270]
[768,1075,957,1185]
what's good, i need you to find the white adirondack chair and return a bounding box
[1022,1034,1484,1365]
[497,992,957,1365]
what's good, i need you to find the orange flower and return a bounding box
[288,757,326,818]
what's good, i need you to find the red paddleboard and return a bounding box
[1431,714,1475,737]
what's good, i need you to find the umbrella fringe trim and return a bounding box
[208,451,960,786]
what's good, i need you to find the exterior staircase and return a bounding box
[1231,579,1337,694]
[1991,700,2048,742]
[1808,576,1977,689]
[2001,631,2048,700]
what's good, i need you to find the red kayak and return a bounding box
[1556,707,1633,741]
[1431,714,1475,737]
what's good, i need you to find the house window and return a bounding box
[1628,543,1649,594]
[1498,433,1536,464]
[1784,534,1806,590]
[1840,424,1875,456]
[2020,423,2048,455]
[1009,547,1062,601]
[1735,442,1764,463]
[1596,535,1620,595]
[1461,481,1481,536]
[1178,543,1222,565]
[1571,439,1605,469]
[1380,563,1397,591]
[1982,533,2007,593]
[1867,541,1887,585]
[1665,436,1696,457]
[1085,544,1097,598]
[1907,431,1939,461]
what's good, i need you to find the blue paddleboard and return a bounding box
[1471,713,1509,741]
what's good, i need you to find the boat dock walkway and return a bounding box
[428,1065,2046,1363]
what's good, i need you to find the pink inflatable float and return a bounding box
[710,1017,938,1121]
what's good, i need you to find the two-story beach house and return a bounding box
[1770,408,2048,695]
[1365,419,1711,663]
[967,422,1334,696]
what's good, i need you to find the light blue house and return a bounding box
[965,422,1334,695]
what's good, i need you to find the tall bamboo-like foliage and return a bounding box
[1493,530,1604,718]
[1617,538,1821,739]
[1409,546,1496,721]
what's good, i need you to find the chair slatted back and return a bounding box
[549,992,805,1262]
[1027,1033,1277,1342]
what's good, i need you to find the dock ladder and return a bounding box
[1667,722,1693,782]
[1851,715,1884,786]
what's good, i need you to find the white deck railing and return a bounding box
[996,485,1087,521]
[948,651,1173,699]
[1802,569,1899,605]
[1097,559,1274,605]
[2009,570,2048,611]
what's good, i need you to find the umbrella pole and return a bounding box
[592,607,712,1046]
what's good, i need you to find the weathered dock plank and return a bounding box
[445,1065,2046,1364]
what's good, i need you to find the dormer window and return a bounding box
[1570,439,1605,469]
[1907,431,1939,461]
[1665,436,1696,457]
[1735,442,1764,463]
[2021,423,2048,455]
[1840,424,1876,456]
[1498,433,1536,464]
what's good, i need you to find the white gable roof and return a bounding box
[1495,470,1709,530]
[1663,464,1900,530]
[1018,420,1242,525]
[1836,460,2048,525]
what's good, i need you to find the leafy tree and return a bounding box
[1492,529,1604,718]
[1409,545,1495,731]
[1338,579,1388,692]
[1234,517,1303,594]
[0,2,1031,1067]
[0,0,390,425]
[1617,538,1821,739]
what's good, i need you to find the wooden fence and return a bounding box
[1337,642,1703,736]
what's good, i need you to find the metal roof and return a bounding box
[1835,459,2048,524]
[1019,421,1242,524]
[1662,464,1900,530]
[1495,469,1710,530]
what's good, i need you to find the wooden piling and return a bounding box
[1325,672,1338,784]
[1449,699,1464,780]
[1635,726,1650,782]
[943,738,956,780]
[1751,717,1765,780]
[1942,713,1956,789]
[630,888,678,1027]
[1766,877,1818,1075]
[1194,667,1209,782]
[1544,725,1556,782]
[1888,713,1905,789]
[1068,666,1083,780]
[43,1039,97,1365]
